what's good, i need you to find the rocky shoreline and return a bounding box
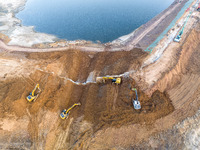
[0,0,199,149]
[0,0,57,47]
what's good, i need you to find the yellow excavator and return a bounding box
[96,76,121,85]
[60,103,81,119]
[26,84,41,102]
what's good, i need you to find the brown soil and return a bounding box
[99,78,174,128]
[82,26,200,150]
[0,47,176,149]
[0,33,10,44]
[0,18,199,150]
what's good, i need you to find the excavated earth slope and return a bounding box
[0,23,200,150]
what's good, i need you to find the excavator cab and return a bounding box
[60,103,81,119]
[60,109,70,119]
[26,84,41,102]
[133,100,141,110]
[174,33,182,42]
[113,77,121,85]
[112,78,117,83]
[132,88,141,110]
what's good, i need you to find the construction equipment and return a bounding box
[174,9,192,42]
[26,84,41,102]
[96,76,121,85]
[174,30,183,42]
[197,3,200,11]
[60,103,81,119]
[131,88,141,110]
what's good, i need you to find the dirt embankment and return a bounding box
[0,47,175,149]
[149,28,200,94]
[122,24,200,149]
[0,24,199,149]
[82,24,200,150]
[145,25,200,119]
[0,24,200,149]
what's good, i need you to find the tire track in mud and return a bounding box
[168,74,200,109]
[53,118,74,150]
[26,108,39,150]
[112,86,119,110]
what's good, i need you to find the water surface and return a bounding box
[17,0,174,43]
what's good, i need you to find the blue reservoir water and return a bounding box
[17,0,174,43]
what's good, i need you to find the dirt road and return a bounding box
[125,2,180,49]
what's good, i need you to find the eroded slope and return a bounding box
[0,48,176,149]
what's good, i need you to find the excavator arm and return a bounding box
[60,103,81,119]
[102,77,114,80]
[31,84,40,96]
[26,84,41,102]
[65,103,81,114]
[132,88,138,100]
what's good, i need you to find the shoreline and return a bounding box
[0,0,58,47]
[0,0,183,49]
[0,0,199,149]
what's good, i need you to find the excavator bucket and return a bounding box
[96,77,105,83]
[76,102,81,105]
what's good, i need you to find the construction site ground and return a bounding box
[0,0,200,149]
